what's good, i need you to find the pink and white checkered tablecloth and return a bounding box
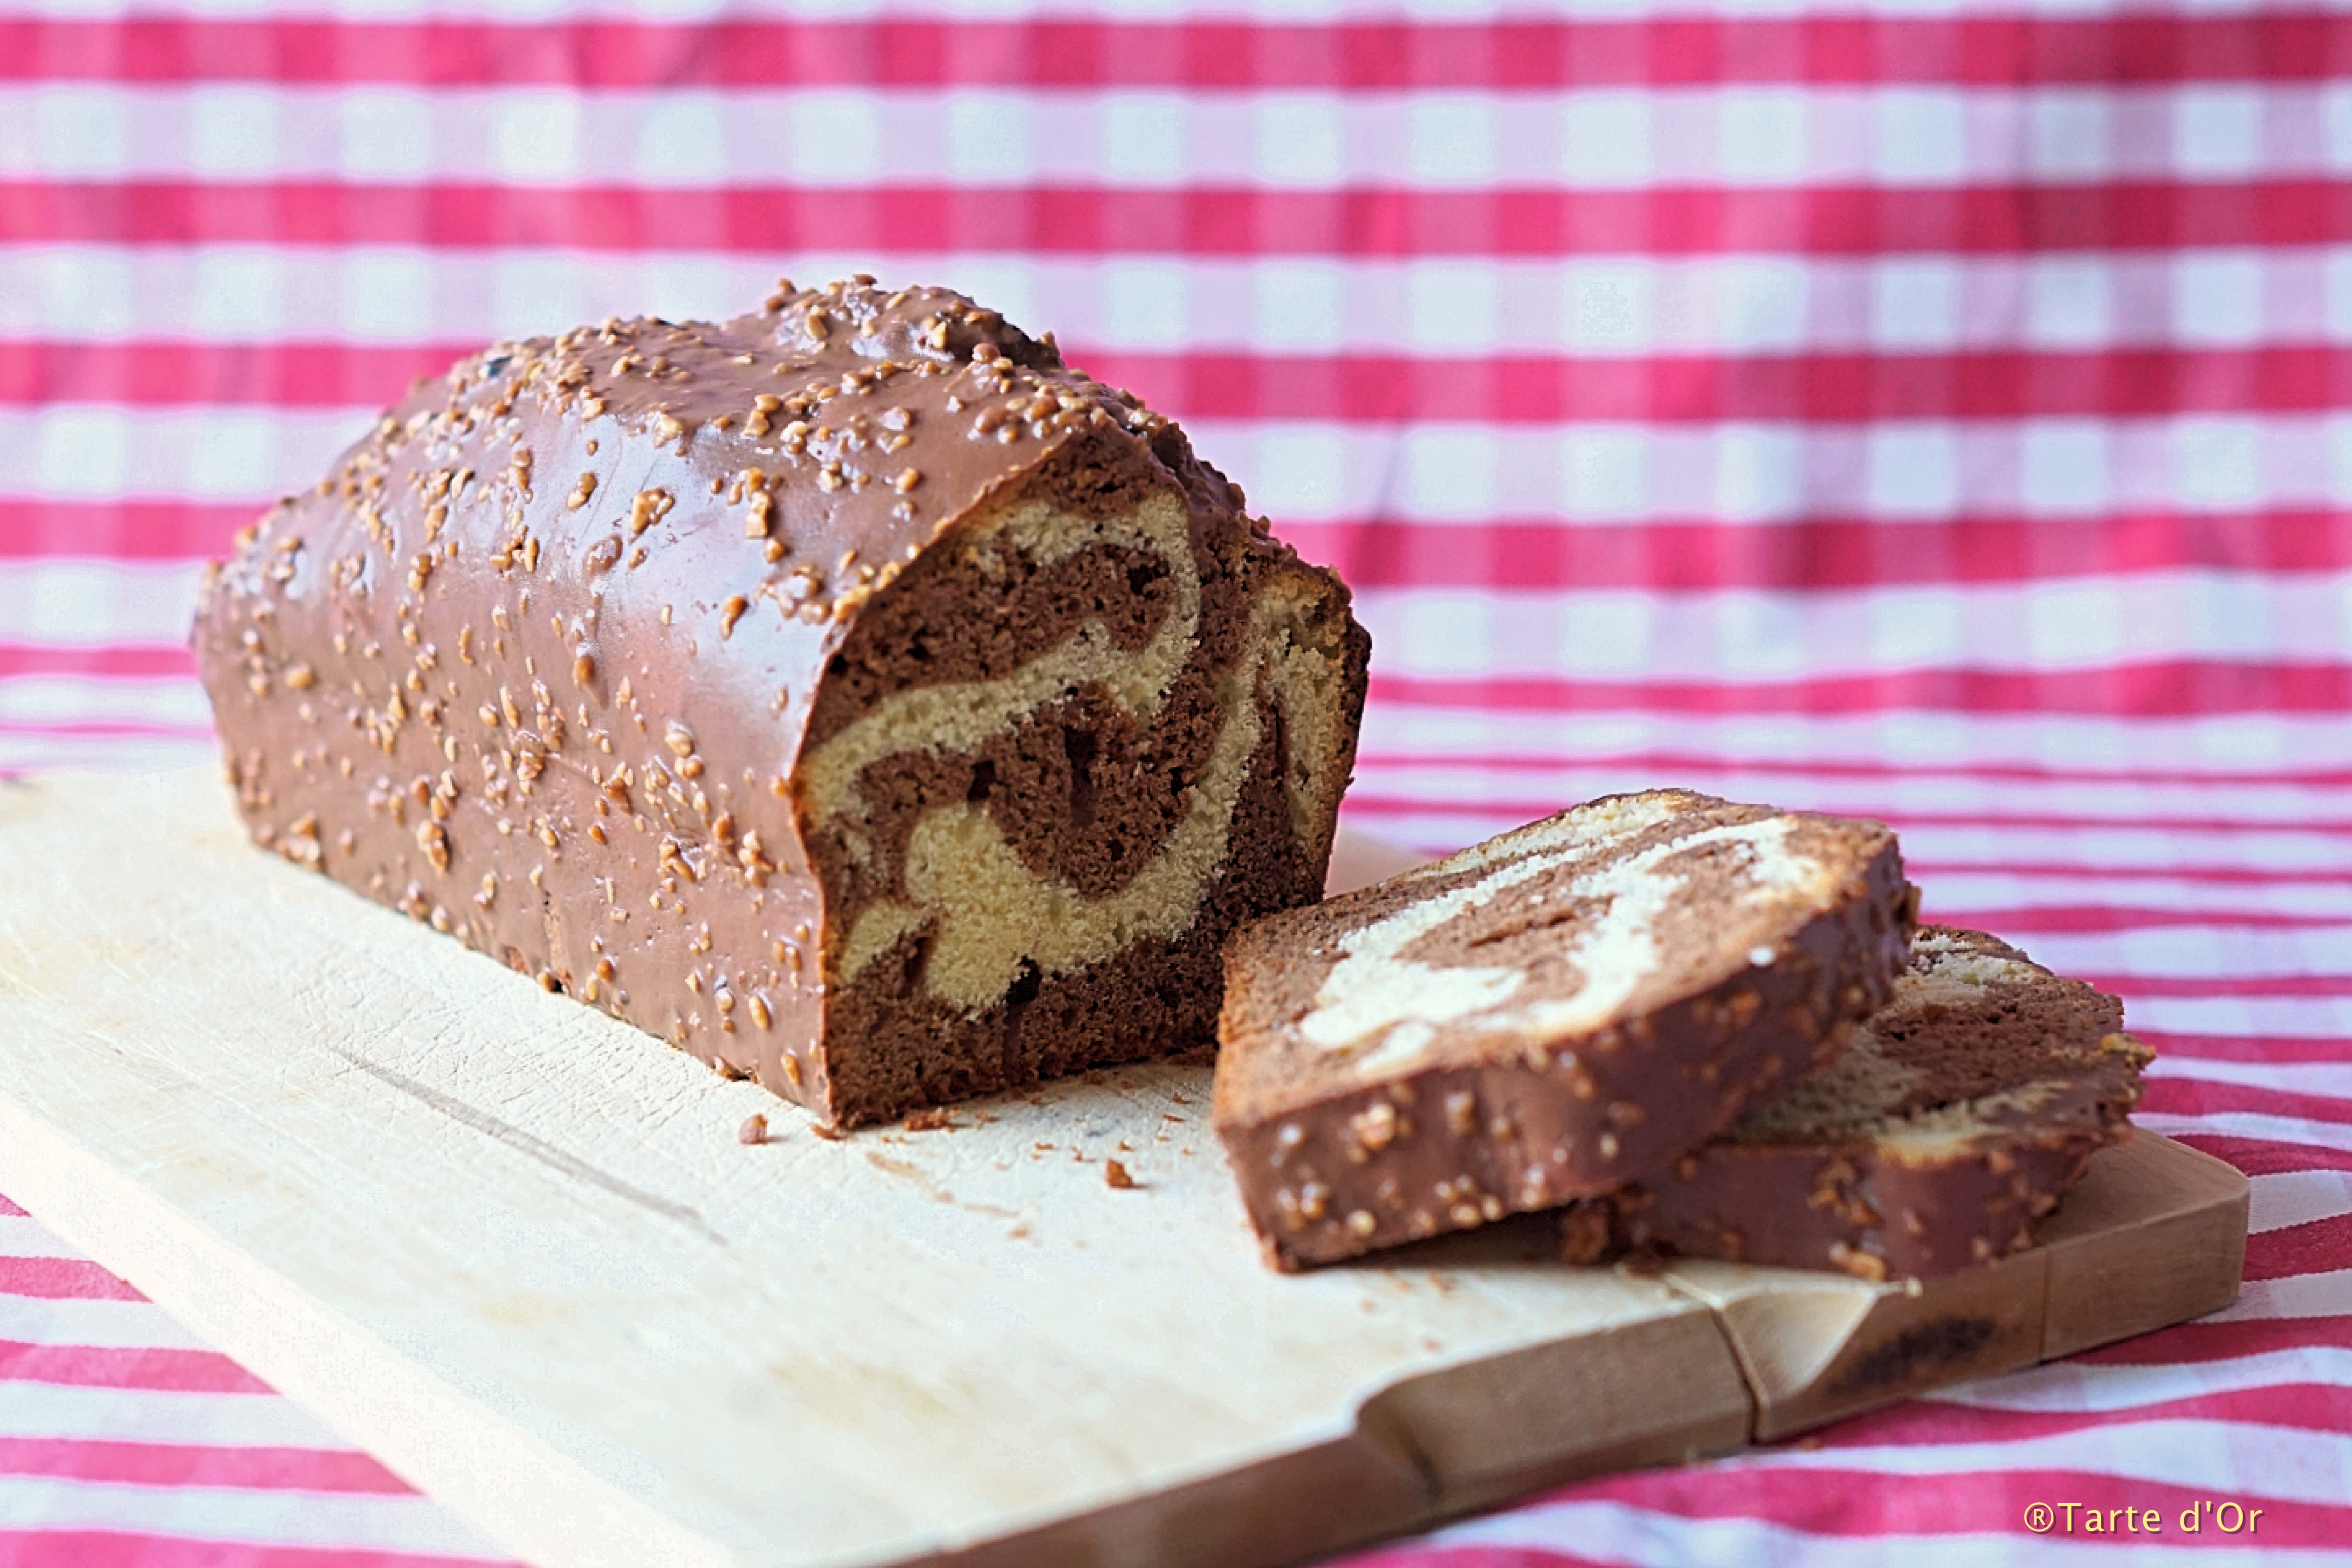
[3,2,2350,1563]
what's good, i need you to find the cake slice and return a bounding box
[1559,926,2152,1281]
[193,278,1370,1129]
[1211,792,1918,1269]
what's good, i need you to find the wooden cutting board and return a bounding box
[0,771,2247,1568]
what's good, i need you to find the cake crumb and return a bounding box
[904,1107,953,1132]
[810,1122,844,1141]
[737,1113,768,1145]
[1104,1159,1138,1189]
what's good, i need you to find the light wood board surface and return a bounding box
[0,771,2247,1568]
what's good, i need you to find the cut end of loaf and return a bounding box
[802,465,1369,1126]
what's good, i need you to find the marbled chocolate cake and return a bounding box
[1559,926,2151,1281]
[1212,791,1917,1269]
[193,278,1371,1128]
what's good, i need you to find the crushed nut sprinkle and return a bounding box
[1445,1091,1477,1135]
[1351,1101,1400,1153]
[626,487,674,538]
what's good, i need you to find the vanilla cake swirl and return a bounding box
[194,279,1371,1128]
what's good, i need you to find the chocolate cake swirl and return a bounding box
[193,278,1371,1128]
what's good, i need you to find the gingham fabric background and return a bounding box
[4,0,2351,1564]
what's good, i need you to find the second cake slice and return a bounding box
[1212,791,1918,1269]
[1558,926,2152,1281]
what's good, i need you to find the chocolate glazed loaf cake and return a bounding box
[1212,792,1918,1269]
[193,278,1371,1128]
[1560,926,2152,1281]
